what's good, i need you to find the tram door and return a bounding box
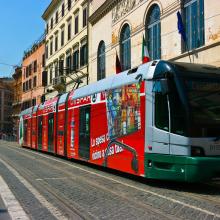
[48,113,54,153]
[38,116,43,150]
[79,105,91,160]
[23,120,28,145]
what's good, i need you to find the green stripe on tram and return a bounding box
[144,153,220,182]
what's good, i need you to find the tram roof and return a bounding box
[38,102,45,110]
[20,107,33,116]
[58,93,68,104]
[33,105,38,113]
[71,62,154,100]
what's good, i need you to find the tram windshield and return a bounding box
[183,77,220,137]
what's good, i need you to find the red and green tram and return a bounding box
[19,60,220,182]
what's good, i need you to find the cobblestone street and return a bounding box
[0,140,220,220]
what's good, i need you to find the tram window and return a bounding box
[58,130,64,136]
[155,94,169,131]
[48,113,54,145]
[38,116,43,148]
[169,81,186,135]
[85,112,90,133]
[154,81,169,131]
[24,120,28,142]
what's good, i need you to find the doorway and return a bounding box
[79,105,91,160]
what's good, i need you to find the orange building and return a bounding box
[22,36,45,110]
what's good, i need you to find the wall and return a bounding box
[89,0,220,83]
[22,42,45,106]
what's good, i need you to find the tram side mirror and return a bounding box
[160,78,170,95]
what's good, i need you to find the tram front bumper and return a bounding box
[145,153,220,182]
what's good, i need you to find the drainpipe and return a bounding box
[86,0,90,85]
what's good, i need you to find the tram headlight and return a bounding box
[191,146,205,157]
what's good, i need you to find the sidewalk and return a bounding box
[0,195,11,220]
[0,175,29,220]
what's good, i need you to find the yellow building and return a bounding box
[42,0,89,99]
[89,0,220,82]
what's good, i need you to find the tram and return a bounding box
[19,60,220,182]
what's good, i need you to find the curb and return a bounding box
[0,176,29,220]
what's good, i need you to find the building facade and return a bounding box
[89,0,220,83]
[12,66,22,137]
[42,0,89,100]
[21,38,45,110]
[0,78,14,134]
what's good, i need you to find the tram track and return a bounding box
[177,183,220,207]
[0,156,95,220]
[15,145,220,208]
[0,146,98,220]
[2,144,179,220]
[2,143,220,219]
[145,179,220,208]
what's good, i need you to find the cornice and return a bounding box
[89,0,120,25]
[42,0,61,20]
[169,41,220,62]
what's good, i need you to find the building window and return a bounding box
[29,64,32,76]
[26,81,28,91]
[41,95,45,103]
[56,11,59,24]
[25,67,28,78]
[23,83,25,92]
[97,41,105,80]
[50,39,53,56]
[51,17,53,29]
[46,23,49,34]
[33,76,37,87]
[34,60,37,72]
[23,69,26,79]
[145,4,161,60]
[61,29,65,46]
[66,55,72,74]
[55,34,58,51]
[68,0,71,10]
[120,24,131,71]
[72,49,79,71]
[46,44,49,59]
[183,0,204,51]
[68,22,72,40]
[55,63,58,77]
[80,43,88,67]
[59,59,64,75]
[83,7,87,28]
[32,98,36,106]
[62,3,65,17]
[42,54,45,67]
[29,79,32,90]
[50,68,53,84]
[75,14,79,34]
[42,70,48,86]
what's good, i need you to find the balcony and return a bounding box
[12,101,22,106]
[52,75,66,92]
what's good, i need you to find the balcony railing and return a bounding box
[52,75,66,92]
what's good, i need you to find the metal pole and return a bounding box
[185,40,192,63]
